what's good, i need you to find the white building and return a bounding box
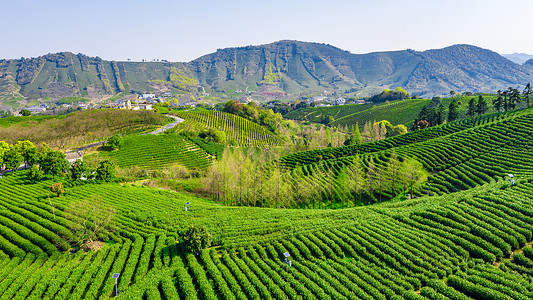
[139,93,156,100]
[26,106,46,114]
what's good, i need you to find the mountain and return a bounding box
[2,41,533,109]
[188,41,533,98]
[502,53,533,65]
[0,52,197,109]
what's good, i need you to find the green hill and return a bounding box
[173,110,285,146]
[284,103,373,123]
[189,41,533,97]
[331,99,432,128]
[3,93,533,298]
[1,164,533,298]
[0,109,169,149]
[93,134,215,171]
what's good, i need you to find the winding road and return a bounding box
[148,115,184,135]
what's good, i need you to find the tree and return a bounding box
[508,87,521,111]
[399,158,428,196]
[345,123,362,145]
[448,99,459,122]
[450,90,456,97]
[467,98,476,117]
[493,91,503,112]
[19,109,31,116]
[3,145,22,172]
[385,150,402,195]
[15,140,38,168]
[49,182,65,197]
[183,225,212,254]
[40,150,69,179]
[70,160,86,181]
[0,141,11,170]
[28,164,44,183]
[106,134,123,150]
[95,160,115,181]
[64,197,116,247]
[523,83,532,107]
[475,95,488,116]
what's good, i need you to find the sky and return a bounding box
[1,0,533,62]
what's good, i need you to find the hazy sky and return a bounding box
[2,0,532,62]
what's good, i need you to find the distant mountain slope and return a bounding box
[0,52,197,108]
[502,53,533,65]
[188,41,533,97]
[2,42,533,108]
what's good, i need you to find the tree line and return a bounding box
[199,148,427,209]
[413,84,533,130]
[0,139,116,184]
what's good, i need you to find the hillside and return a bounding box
[0,52,197,109]
[188,41,533,97]
[173,110,286,146]
[1,160,533,298]
[2,42,533,110]
[0,109,169,149]
[284,103,373,123]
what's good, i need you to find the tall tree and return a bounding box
[523,83,532,107]
[467,97,476,117]
[399,158,428,196]
[493,90,503,112]
[447,99,459,122]
[385,150,402,195]
[3,145,22,172]
[15,140,38,168]
[508,87,521,111]
[475,95,488,116]
[0,141,10,170]
[351,123,362,145]
[40,150,69,179]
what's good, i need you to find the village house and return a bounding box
[26,105,46,114]
[65,151,83,164]
[139,93,156,100]
[334,97,346,105]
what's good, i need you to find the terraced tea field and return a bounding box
[1,168,533,298]
[173,111,285,146]
[95,134,214,170]
[2,106,533,299]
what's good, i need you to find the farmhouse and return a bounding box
[26,105,46,114]
[65,151,83,164]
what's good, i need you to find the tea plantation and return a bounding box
[1,107,533,299]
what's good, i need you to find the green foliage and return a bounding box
[94,134,213,171]
[95,160,115,182]
[174,110,285,146]
[285,103,372,122]
[183,225,213,254]
[2,145,22,171]
[332,99,432,129]
[368,88,410,102]
[15,140,38,166]
[70,161,86,181]
[28,164,43,183]
[107,134,123,150]
[49,182,64,197]
[19,109,31,116]
[262,64,282,84]
[169,66,198,92]
[40,150,68,179]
